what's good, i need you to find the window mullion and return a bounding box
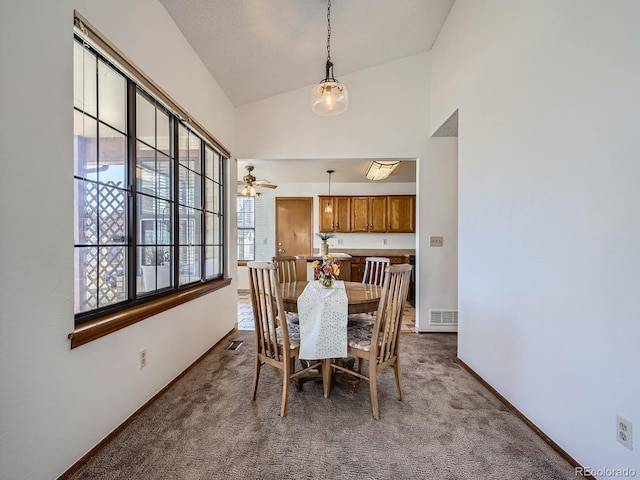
[127,79,137,300]
[172,116,179,288]
[200,140,206,281]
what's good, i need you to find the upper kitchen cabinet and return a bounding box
[387,195,415,233]
[318,196,351,233]
[351,196,387,233]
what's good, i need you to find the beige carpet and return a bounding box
[70,332,582,479]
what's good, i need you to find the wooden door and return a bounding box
[276,197,313,280]
[368,196,388,232]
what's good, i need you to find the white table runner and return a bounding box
[297,280,348,360]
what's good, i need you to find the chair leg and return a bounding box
[357,357,364,374]
[369,368,380,420]
[281,361,290,417]
[393,361,403,401]
[251,356,261,401]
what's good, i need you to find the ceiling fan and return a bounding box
[237,165,278,196]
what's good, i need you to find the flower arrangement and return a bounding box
[312,254,341,288]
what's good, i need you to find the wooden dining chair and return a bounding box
[331,263,412,419]
[272,255,298,283]
[247,262,321,417]
[362,256,390,286]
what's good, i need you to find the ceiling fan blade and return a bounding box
[254,182,278,189]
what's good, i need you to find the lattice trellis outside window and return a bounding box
[76,181,127,311]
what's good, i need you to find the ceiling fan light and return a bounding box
[311,81,348,116]
[249,185,257,196]
[241,185,249,196]
[366,161,401,181]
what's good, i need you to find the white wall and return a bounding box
[0,1,237,479]
[431,0,640,472]
[237,53,459,331]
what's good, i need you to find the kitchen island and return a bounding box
[302,248,415,282]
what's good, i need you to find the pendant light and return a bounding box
[324,170,334,213]
[311,0,348,116]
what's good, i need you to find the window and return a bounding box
[237,197,255,261]
[73,34,226,327]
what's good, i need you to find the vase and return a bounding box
[320,241,329,256]
[320,276,335,288]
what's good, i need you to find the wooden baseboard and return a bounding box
[455,357,594,479]
[58,327,237,480]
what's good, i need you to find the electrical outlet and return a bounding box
[139,348,147,369]
[337,239,343,245]
[383,238,388,245]
[430,236,444,247]
[617,415,633,450]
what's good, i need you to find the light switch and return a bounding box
[430,236,443,247]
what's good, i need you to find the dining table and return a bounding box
[280,280,382,315]
[280,280,382,396]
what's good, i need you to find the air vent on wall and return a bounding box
[429,310,458,326]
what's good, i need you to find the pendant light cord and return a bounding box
[326,0,332,64]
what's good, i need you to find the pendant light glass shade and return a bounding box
[312,0,348,116]
[312,78,348,116]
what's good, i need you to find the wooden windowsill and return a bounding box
[68,278,232,349]
[237,261,248,267]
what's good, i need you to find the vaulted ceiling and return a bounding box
[159,0,454,106]
[158,0,455,183]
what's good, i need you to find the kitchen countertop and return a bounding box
[303,252,353,261]
[311,248,415,257]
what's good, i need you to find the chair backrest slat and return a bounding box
[362,257,391,286]
[248,261,289,360]
[272,256,299,283]
[371,264,412,364]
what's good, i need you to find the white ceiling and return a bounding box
[158,0,453,184]
[159,0,455,106]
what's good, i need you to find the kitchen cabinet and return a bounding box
[351,196,387,233]
[387,195,415,233]
[319,195,415,234]
[350,256,364,282]
[318,196,351,233]
[350,255,408,283]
